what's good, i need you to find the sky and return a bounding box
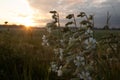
[0,0,120,28]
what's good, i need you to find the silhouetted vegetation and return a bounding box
[4,21,8,25]
[103,11,111,30]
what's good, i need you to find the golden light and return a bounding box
[22,18,34,27]
[15,16,35,27]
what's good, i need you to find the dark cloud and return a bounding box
[27,0,120,28]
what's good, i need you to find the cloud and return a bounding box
[18,14,29,18]
[27,0,120,28]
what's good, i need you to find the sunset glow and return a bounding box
[0,0,36,26]
[15,16,35,27]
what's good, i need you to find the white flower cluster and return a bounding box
[41,35,49,46]
[74,56,85,67]
[46,27,96,79]
[83,28,96,49]
[42,12,97,79]
[47,27,96,78]
[84,37,96,49]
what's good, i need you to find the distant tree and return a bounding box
[4,21,8,25]
[104,11,111,29]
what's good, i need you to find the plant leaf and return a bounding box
[65,21,73,26]
[50,11,57,13]
[52,14,57,19]
[66,14,74,19]
[80,20,90,25]
[89,15,93,20]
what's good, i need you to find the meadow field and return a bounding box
[0,27,120,80]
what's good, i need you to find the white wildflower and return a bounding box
[41,35,49,46]
[54,48,59,54]
[47,42,49,46]
[57,66,63,76]
[74,56,85,67]
[59,48,64,55]
[84,37,96,49]
[59,48,64,61]
[60,39,64,43]
[51,62,58,72]
[74,60,81,67]
[59,55,63,61]
[79,71,92,80]
[80,57,85,61]
[42,35,46,40]
[69,37,74,45]
[76,56,80,60]
[85,28,93,36]
[78,36,82,41]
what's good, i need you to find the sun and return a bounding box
[16,16,35,27]
[23,18,34,27]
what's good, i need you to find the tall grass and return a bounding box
[0,28,52,80]
[0,28,120,80]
